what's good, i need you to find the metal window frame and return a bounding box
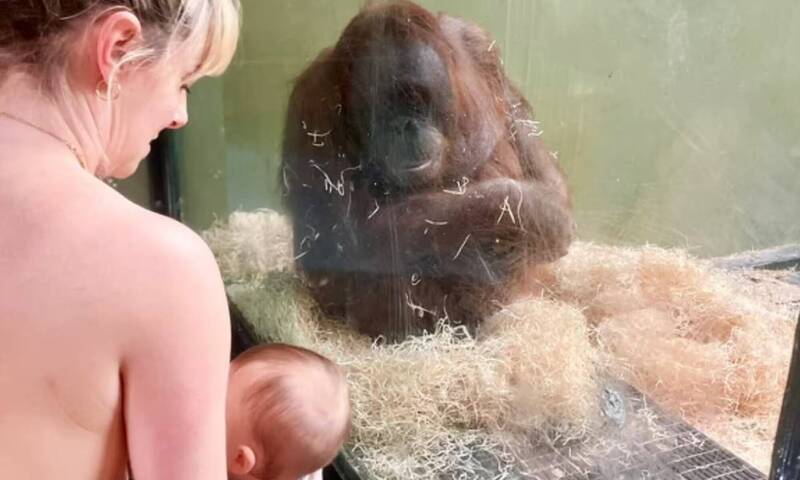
[769,309,800,480]
[146,131,182,220]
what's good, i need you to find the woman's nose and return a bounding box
[168,99,189,129]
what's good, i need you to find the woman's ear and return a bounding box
[93,10,143,83]
[230,445,257,476]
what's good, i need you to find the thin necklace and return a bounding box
[0,111,87,170]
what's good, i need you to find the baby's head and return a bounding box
[227,343,351,480]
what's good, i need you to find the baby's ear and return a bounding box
[230,445,257,476]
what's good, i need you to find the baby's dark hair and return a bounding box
[234,343,351,480]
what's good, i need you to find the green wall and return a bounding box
[173,0,800,256]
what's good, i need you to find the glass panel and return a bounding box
[179,1,800,478]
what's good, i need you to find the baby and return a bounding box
[226,343,351,480]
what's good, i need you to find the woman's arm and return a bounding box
[120,220,230,480]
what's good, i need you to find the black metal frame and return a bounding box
[146,131,182,220]
[769,310,800,480]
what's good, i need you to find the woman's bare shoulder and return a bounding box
[84,186,228,340]
[115,201,216,273]
[90,188,218,279]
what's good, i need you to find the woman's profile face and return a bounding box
[102,52,198,179]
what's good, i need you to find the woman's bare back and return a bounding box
[0,135,230,479]
[0,145,133,478]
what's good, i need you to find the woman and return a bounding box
[0,1,239,478]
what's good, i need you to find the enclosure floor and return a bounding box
[336,379,765,480]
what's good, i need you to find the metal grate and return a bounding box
[337,379,765,480]
[504,381,762,480]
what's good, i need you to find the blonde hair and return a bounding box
[0,0,239,174]
[234,344,351,480]
[0,0,240,93]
